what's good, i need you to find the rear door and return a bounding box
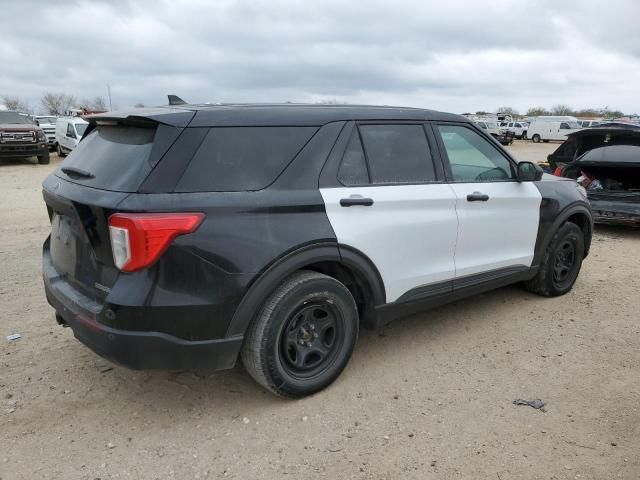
[432,123,541,280]
[320,122,458,303]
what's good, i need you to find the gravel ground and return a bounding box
[1,142,639,480]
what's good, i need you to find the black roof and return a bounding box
[568,124,640,139]
[86,103,467,127]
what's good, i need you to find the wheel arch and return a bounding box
[533,203,593,266]
[226,242,386,337]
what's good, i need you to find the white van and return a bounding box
[528,116,581,143]
[55,117,88,156]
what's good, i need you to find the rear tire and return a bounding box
[532,134,541,143]
[241,270,359,398]
[524,222,584,297]
[37,151,50,165]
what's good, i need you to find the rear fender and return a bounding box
[226,242,386,337]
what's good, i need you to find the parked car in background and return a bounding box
[55,117,88,156]
[34,115,57,150]
[549,123,640,225]
[528,116,581,142]
[473,120,502,138]
[0,111,50,164]
[578,120,600,128]
[42,103,592,397]
[505,121,528,139]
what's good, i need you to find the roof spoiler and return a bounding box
[168,94,187,106]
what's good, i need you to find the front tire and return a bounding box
[524,222,585,297]
[56,143,66,157]
[37,151,50,165]
[241,270,359,398]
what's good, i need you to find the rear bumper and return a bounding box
[43,253,244,371]
[589,198,640,226]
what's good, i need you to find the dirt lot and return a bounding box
[1,142,639,479]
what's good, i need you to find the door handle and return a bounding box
[466,192,489,202]
[340,196,374,207]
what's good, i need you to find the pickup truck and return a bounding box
[0,111,49,164]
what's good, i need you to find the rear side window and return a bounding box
[359,124,436,184]
[57,126,155,192]
[176,127,317,192]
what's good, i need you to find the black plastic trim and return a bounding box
[532,201,593,266]
[226,242,386,337]
[374,266,536,329]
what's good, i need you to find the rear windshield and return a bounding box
[56,126,155,192]
[175,126,317,192]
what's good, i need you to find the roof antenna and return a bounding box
[168,94,187,106]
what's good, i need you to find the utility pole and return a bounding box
[107,84,113,111]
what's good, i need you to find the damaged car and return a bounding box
[548,123,640,225]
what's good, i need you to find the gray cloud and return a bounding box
[1,0,639,114]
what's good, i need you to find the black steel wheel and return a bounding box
[524,222,585,297]
[552,238,577,289]
[242,270,359,398]
[279,301,343,377]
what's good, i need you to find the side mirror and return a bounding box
[517,161,544,181]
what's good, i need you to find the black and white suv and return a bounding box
[42,104,593,397]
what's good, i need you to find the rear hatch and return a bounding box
[42,109,194,300]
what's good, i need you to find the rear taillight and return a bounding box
[108,213,204,272]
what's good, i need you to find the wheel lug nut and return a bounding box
[306,342,312,347]
[309,324,315,330]
[299,339,305,345]
[313,332,318,338]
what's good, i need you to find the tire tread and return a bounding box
[241,270,356,398]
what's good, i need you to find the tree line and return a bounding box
[1,93,633,119]
[491,105,629,119]
[1,93,110,116]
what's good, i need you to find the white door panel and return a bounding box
[449,182,541,278]
[320,184,458,302]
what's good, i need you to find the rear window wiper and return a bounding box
[61,166,95,179]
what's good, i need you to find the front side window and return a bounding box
[75,123,87,136]
[359,124,436,185]
[66,123,74,136]
[436,125,514,182]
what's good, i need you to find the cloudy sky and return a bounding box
[2,0,639,114]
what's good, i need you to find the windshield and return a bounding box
[0,112,36,125]
[485,122,499,129]
[75,123,88,136]
[37,116,57,124]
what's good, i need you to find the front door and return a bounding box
[433,123,541,280]
[320,123,458,303]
